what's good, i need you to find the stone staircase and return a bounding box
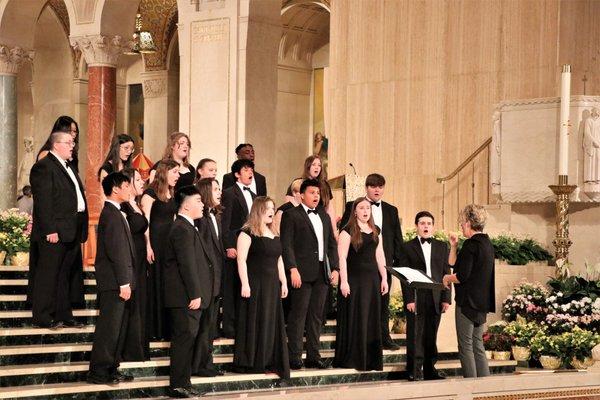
[0,265,517,399]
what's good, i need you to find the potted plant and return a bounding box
[530,332,563,370]
[0,231,8,265]
[562,327,600,369]
[0,209,31,266]
[484,321,512,360]
[388,292,406,334]
[504,319,541,361]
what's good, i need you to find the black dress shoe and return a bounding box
[382,341,401,350]
[304,359,329,369]
[424,370,446,380]
[113,371,134,382]
[86,374,119,385]
[289,359,304,370]
[167,387,196,398]
[48,320,64,330]
[192,368,221,377]
[189,387,206,396]
[62,319,84,328]
[408,371,424,381]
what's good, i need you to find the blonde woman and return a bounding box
[149,132,194,189]
[233,196,290,379]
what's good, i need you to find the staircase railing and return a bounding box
[437,137,492,229]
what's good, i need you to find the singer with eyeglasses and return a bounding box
[29,127,89,329]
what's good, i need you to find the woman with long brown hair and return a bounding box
[233,196,290,379]
[334,197,388,371]
[149,132,194,189]
[141,159,180,340]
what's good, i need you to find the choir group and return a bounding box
[27,119,496,398]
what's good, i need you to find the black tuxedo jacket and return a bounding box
[222,171,267,196]
[30,152,89,243]
[398,237,451,314]
[340,200,403,267]
[196,212,224,297]
[221,184,254,249]
[454,233,496,313]
[94,202,136,292]
[280,205,339,283]
[163,216,214,309]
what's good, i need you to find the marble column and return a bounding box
[0,45,33,210]
[70,35,127,218]
[70,35,127,265]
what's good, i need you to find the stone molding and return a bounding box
[496,95,600,109]
[70,35,130,68]
[0,45,34,75]
[142,76,167,98]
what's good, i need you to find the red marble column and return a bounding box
[83,66,116,265]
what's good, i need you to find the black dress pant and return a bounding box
[169,307,202,389]
[89,290,132,378]
[380,272,393,342]
[406,291,441,376]
[31,239,81,326]
[287,278,329,363]
[192,297,218,373]
[221,259,239,337]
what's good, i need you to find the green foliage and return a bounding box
[546,276,600,303]
[388,291,405,320]
[561,327,600,363]
[490,234,552,265]
[529,331,564,358]
[0,209,31,258]
[504,319,545,347]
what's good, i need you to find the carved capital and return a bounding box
[0,45,34,75]
[142,77,167,98]
[70,35,130,68]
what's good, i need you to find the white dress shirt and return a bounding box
[51,151,86,212]
[209,209,219,239]
[366,196,384,247]
[236,181,254,212]
[178,213,197,230]
[418,237,432,277]
[302,203,324,261]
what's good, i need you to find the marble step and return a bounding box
[0,348,433,387]
[0,268,95,280]
[0,336,412,366]
[0,294,96,310]
[0,309,99,328]
[0,360,518,399]
[0,279,96,295]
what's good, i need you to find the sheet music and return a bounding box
[393,267,434,284]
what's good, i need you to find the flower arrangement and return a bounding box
[504,319,544,347]
[388,291,405,320]
[483,321,512,351]
[529,331,564,358]
[0,209,32,261]
[502,281,549,322]
[561,327,600,364]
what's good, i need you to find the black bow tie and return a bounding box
[370,201,380,207]
[420,237,432,244]
[210,208,217,215]
[307,209,318,215]
[65,161,70,169]
[243,186,251,192]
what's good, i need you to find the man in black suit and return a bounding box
[398,211,451,381]
[29,128,88,329]
[164,185,213,398]
[340,173,403,349]
[87,172,136,384]
[281,179,339,370]
[220,159,256,337]
[192,179,224,377]
[221,143,267,196]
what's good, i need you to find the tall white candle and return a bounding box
[559,64,571,176]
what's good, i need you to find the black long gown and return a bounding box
[233,232,290,379]
[143,188,177,340]
[121,202,150,360]
[334,228,383,371]
[151,160,195,190]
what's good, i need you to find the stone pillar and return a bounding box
[141,70,169,162]
[0,45,33,210]
[70,35,127,265]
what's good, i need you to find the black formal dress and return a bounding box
[281,204,339,365]
[164,216,214,390]
[233,231,290,379]
[28,152,88,326]
[121,202,150,360]
[334,228,383,371]
[88,202,136,380]
[340,199,403,346]
[151,160,195,190]
[220,184,255,337]
[398,237,451,379]
[222,171,267,196]
[143,188,177,340]
[99,161,115,176]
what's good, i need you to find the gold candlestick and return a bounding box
[548,175,577,262]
